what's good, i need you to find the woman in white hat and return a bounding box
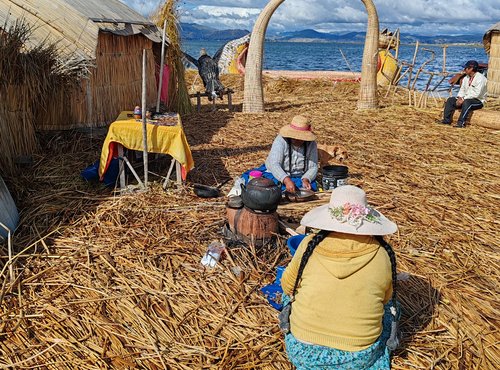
[280,185,399,369]
[227,115,319,199]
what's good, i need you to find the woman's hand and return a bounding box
[301,178,311,190]
[283,177,296,193]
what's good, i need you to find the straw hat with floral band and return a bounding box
[279,115,317,142]
[301,184,397,235]
[292,185,401,351]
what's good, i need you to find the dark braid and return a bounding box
[375,235,401,350]
[303,142,308,173]
[286,138,292,175]
[291,230,330,296]
[375,235,397,302]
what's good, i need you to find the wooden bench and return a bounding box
[189,88,234,112]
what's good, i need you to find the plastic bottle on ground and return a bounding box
[201,240,226,268]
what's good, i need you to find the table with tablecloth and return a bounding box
[99,111,194,182]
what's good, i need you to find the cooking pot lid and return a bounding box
[247,177,277,188]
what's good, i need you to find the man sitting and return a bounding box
[437,60,487,128]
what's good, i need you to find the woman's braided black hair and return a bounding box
[291,230,330,296]
[375,235,397,302]
[375,235,401,350]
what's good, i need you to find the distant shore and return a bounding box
[263,70,361,81]
[264,39,483,48]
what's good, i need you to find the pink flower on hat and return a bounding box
[300,185,397,235]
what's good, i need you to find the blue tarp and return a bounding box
[0,174,18,241]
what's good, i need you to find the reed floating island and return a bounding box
[0,71,498,369]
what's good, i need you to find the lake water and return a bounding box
[183,40,488,92]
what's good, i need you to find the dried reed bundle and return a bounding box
[0,19,82,173]
[484,29,500,98]
[357,0,380,110]
[153,1,193,115]
[243,0,285,113]
[0,74,498,369]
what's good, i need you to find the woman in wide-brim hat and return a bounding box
[278,115,317,142]
[280,185,399,369]
[265,115,318,193]
[227,115,319,202]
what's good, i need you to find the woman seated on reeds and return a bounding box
[228,115,319,197]
[280,185,400,369]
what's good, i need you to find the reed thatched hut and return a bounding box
[0,0,166,130]
[483,22,500,98]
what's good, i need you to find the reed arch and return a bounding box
[243,0,380,112]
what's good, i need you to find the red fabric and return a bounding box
[156,64,171,105]
[102,141,118,179]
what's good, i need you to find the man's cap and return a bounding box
[463,60,479,69]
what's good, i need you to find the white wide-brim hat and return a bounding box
[279,115,316,142]
[301,185,397,235]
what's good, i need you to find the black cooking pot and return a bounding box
[240,177,282,211]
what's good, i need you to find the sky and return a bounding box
[122,0,500,36]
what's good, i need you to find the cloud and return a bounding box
[181,5,259,30]
[121,0,500,35]
[120,0,160,17]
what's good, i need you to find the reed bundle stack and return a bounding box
[0,21,80,174]
[483,22,500,98]
[0,73,498,369]
[469,109,500,129]
[153,0,193,115]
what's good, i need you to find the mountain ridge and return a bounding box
[180,22,483,45]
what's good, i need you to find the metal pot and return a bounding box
[240,177,282,212]
[193,184,220,198]
[193,179,230,198]
[284,189,316,202]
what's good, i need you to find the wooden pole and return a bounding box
[339,48,356,77]
[407,41,420,89]
[442,45,447,73]
[394,29,400,60]
[142,49,149,189]
[156,20,167,113]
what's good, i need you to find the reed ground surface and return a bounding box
[0,70,498,369]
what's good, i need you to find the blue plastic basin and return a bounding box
[260,284,283,310]
[286,234,306,256]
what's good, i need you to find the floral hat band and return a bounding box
[328,202,381,229]
[301,185,397,235]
